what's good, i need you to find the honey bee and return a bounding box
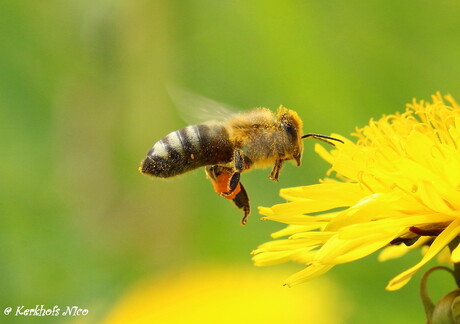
[140,105,343,225]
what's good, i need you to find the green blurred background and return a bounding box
[1,0,460,323]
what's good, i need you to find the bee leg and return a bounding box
[231,182,250,225]
[206,165,239,196]
[205,165,214,179]
[234,149,245,172]
[205,165,220,184]
[269,159,284,182]
[228,171,240,192]
[205,165,250,225]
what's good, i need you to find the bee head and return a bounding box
[276,106,304,166]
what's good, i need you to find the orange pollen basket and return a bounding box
[210,172,241,200]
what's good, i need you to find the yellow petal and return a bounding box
[252,249,315,266]
[386,218,460,291]
[338,213,454,240]
[378,245,409,262]
[416,180,458,216]
[284,263,335,287]
[280,182,366,204]
[450,241,460,262]
[271,224,327,239]
[317,230,402,264]
[314,143,334,164]
[437,246,452,264]
[260,212,336,226]
[254,239,321,253]
[266,199,352,217]
[379,237,431,262]
[288,231,334,241]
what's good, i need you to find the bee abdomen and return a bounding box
[141,124,233,178]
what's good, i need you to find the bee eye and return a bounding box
[284,123,297,138]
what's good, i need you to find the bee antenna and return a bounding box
[302,133,344,146]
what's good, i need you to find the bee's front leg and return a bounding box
[269,159,284,182]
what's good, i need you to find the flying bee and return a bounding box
[140,103,343,225]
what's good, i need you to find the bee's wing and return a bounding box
[167,85,241,124]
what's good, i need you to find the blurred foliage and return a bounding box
[1,0,460,323]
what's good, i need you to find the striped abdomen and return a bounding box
[140,124,234,178]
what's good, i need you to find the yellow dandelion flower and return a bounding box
[97,265,350,324]
[252,93,460,291]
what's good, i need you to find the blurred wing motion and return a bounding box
[166,84,241,124]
